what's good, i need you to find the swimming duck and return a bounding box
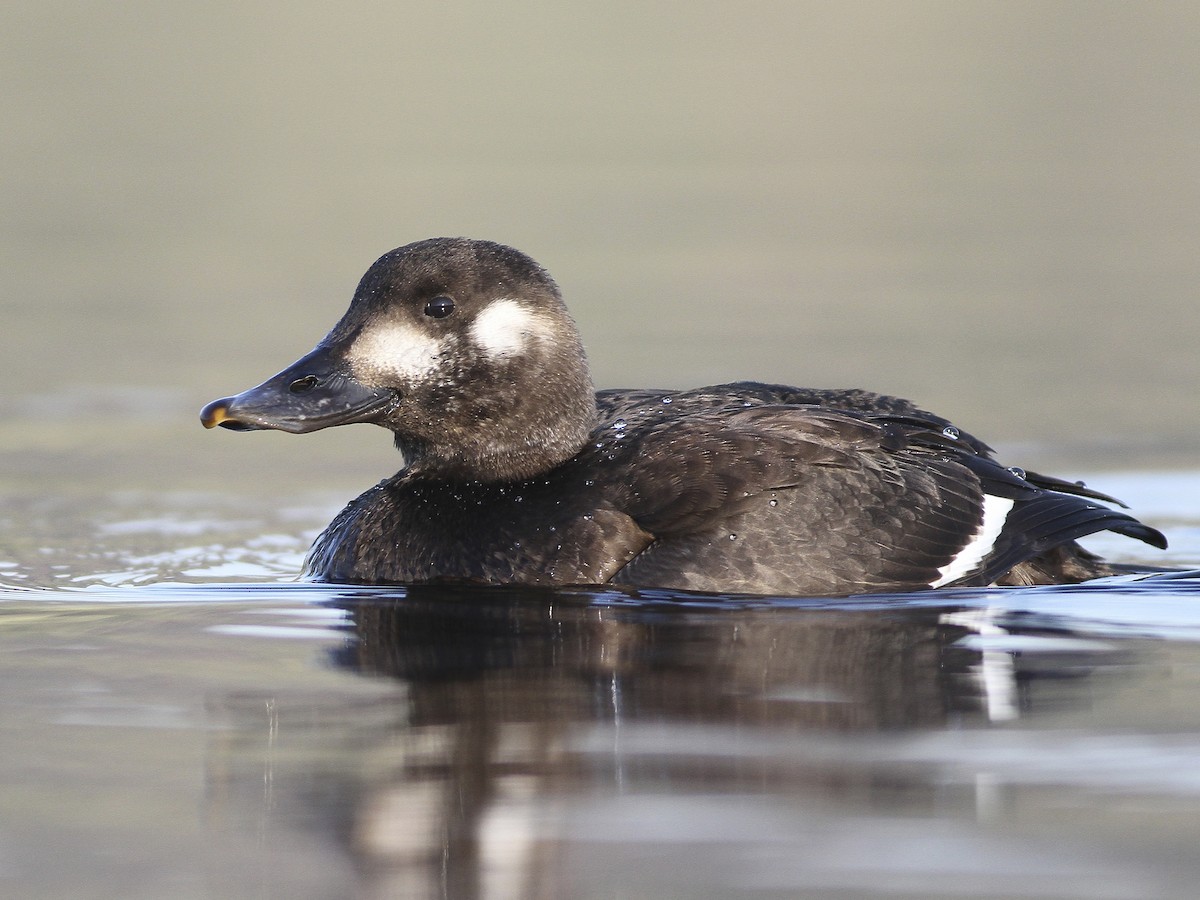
[201,237,1166,596]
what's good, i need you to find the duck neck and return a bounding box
[398,374,598,483]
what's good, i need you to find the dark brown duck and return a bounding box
[201,237,1166,596]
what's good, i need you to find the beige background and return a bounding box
[2,1,1197,484]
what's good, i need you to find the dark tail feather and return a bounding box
[955,456,1167,587]
[1022,469,1130,508]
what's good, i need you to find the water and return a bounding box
[5,580,1200,900]
[2,470,1200,899]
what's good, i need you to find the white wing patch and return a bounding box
[470,298,546,359]
[931,494,1015,588]
[348,323,446,383]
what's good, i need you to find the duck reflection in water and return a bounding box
[206,586,1142,898]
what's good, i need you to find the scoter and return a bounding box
[201,237,1166,596]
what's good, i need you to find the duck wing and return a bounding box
[603,405,1163,595]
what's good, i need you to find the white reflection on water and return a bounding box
[206,624,351,640]
[0,488,337,590]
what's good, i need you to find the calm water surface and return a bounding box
[2,469,1200,900]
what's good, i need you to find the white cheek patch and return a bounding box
[347,323,447,383]
[469,298,550,360]
[931,494,1015,588]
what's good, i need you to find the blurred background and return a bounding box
[4,9,1199,893]
[2,0,1198,499]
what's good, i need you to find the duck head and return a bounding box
[201,238,598,481]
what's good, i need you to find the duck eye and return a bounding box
[289,375,320,393]
[424,296,455,319]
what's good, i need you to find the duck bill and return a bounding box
[200,346,393,434]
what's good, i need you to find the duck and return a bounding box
[200,237,1167,596]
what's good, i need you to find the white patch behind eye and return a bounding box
[470,298,548,359]
[348,323,446,382]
